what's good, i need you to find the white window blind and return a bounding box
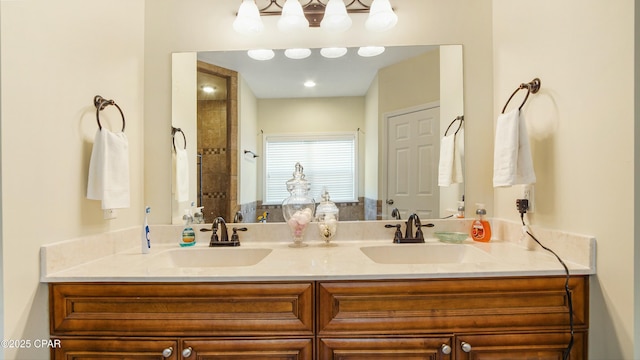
[264,133,357,204]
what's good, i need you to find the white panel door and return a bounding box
[386,106,440,220]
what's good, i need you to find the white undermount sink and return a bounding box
[360,243,494,265]
[148,247,272,268]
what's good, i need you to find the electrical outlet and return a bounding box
[103,209,117,220]
[523,184,535,213]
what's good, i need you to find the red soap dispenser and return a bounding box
[470,203,492,242]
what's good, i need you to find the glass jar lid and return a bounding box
[285,162,311,193]
[316,188,339,218]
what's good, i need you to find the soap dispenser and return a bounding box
[470,203,492,242]
[315,187,339,246]
[193,206,204,224]
[180,209,196,247]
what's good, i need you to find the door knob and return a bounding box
[386,199,394,205]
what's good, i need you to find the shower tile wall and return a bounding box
[198,99,228,223]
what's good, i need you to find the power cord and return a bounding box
[517,200,574,360]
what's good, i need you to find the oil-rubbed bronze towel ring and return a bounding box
[94,95,125,131]
[171,126,187,152]
[501,78,541,114]
[444,115,464,136]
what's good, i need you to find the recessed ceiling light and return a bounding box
[304,80,317,88]
[247,49,275,61]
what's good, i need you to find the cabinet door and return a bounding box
[182,338,313,360]
[455,332,586,360]
[318,337,453,359]
[51,338,178,360]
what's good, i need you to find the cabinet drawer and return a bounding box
[318,276,587,335]
[455,331,587,360]
[50,282,313,337]
[183,338,313,359]
[51,337,178,360]
[319,336,452,359]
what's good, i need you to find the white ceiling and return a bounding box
[197,45,437,99]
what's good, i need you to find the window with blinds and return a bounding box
[264,133,358,204]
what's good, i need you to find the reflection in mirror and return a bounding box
[172,45,464,224]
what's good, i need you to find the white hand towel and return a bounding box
[453,129,464,184]
[493,109,536,187]
[86,129,130,209]
[438,133,463,186]
[174,148,189,202]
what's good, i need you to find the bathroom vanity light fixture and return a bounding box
[320,47,348,58]
[284,48,312,59]
[357,45,385,57]
[247,48,276,60]
[233,0,397,33]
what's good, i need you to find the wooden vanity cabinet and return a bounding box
[317,276,588,359]
[49,282,314,359]
[49,276,588,359]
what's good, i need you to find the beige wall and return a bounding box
[239,76,259,205]
[492,1,635,358]
[0,1,145,358]
[378,49,440,114]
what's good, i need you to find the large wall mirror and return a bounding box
[172,44,464,224]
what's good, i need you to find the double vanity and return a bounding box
[41,219,595,359]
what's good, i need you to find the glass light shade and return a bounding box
[247,49,275,61]
[284,48,312,59]
[365,0,398,32]
[320,0,352,32]
[358,46,386,57]
[277,0,309,32]
[233,0,264,34]
[320,47,348,58]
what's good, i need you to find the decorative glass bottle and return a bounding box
[282,163,315,247]
[316,188,339,246]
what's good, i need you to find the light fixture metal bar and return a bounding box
[256,0,372,16]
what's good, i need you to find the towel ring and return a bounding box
[172,126,187,152]
[501,78,541,114]
[94,95,125,131]
[444,116,464,136]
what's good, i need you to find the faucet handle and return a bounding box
[231,227,247,242]
[385,224,403,243]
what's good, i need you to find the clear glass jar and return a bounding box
[282,163,315,247]
[316,188,339,246]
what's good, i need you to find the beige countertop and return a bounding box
[40,219,596,283]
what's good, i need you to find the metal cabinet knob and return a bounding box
[162,347,173,358]
[182,346,193,357]
[386,199,394,205]
[461,341,472,353]
[441,344,452,354]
